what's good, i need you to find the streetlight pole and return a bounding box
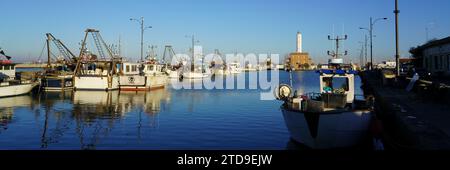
[365,34,368,68]
[130,17,152,62]
[370,17,373,70]
[360,17,387,70]
[394,0,400,76]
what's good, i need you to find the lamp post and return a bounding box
[130,17,152,62]
[394,0,400,76]
[360,17,387,70]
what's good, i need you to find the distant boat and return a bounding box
[228,61,242,74]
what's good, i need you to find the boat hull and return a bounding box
[183,72,208,79]
[281,107,372,149]
[119,75,166,91]
[0,83,37,98]
[74,76,119,91]
[41,76,73,91]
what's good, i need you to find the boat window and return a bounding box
[149,65,154,71]
[322,77,349,92]
[4,65,10,70]
[132,65,137,72]
[0,66,3,70]
[126,65,130,72]
[332,77,349,91]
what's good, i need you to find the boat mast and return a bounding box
[327,35,348,59]
[46,34,51,68]
[74,30,90,75]
[191,35,195,72]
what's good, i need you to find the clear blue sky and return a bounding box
[1,0,449,63]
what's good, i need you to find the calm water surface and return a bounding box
[0,71,362,150]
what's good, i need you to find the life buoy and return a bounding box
[65,81,73,87]
[128,76,135,84]
[274,84,293,100]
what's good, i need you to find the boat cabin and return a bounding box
[122,62,141,75]
[144,64,164,75]
[0,64,16,81]
[277,69,359,113]
[319,70,355,104]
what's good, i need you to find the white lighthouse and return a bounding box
[296,32,302,53]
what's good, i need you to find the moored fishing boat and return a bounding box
[119,60,166,91]
[41,33,77,91]
[73,29,121,91]
[143,59,167,90]
[0,50,39,98]
[275,35,374,149]
[119,45,167,91]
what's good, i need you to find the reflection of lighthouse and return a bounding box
[296,32,302,53]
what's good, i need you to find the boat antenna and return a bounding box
[327,35,348,59]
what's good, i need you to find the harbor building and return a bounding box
[287,32,312,70]
[410,36,450,76]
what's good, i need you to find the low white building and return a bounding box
[410,36,450,76]
[377,61,396,69]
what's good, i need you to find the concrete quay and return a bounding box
[360,70,450,150]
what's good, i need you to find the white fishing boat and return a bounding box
[275,35,374,149]
[182,57,209,79]
[180,35,209,80]
[73,29,121,91]
[0,59,39,98]
[212,65,230,75]
[243,63,257,72]
[143,61,167,90]
[209,49,230,76]
[182,71,208,79]
[119,61,166,91]
[167,69,182,79]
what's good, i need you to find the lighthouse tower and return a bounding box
[296,32,302,53]
[288,31,311,71]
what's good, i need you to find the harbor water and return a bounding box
[0,71,363,150]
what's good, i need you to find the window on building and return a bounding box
[435,56,439,70]
[448,55,450,71]
[126,65,130,72]
[132,65,137,72]
[4,65,10,70]
[0,66,3,70]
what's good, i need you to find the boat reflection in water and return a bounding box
[37,88,171,149]
[0,95,36,133]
